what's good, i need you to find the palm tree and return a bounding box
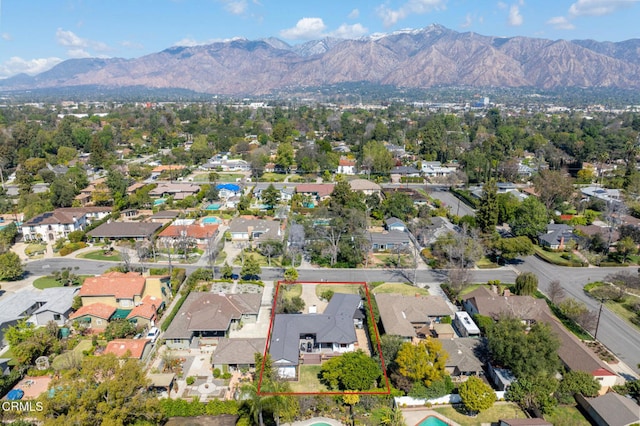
[240,382,269,426]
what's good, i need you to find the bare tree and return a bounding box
[206,233,220,278]
[547,280,566,304]
[120,248,132,272]
[319,225,343,266]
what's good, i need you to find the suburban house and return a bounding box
[367,231,411,252]
[390,165,421,177]
[126,295,163,327]
[348,179,382,196]
[414,216,460,247]
[581,186,623,205]
[575,392,640,426]
[20,207,110,242]
[462,286,619,390]
[104,339,152,361]
[269,293,363,379]
[498,419,553,426]
[212,338,266,372]
[149,182,200,200]
[227,217,282,245]
[375,293,454,340]
[287,223,305,250]
[538,224,579,250]
[438,338,484,381]
[0,287,79,346]
[336,158,356,175]
[200,158,250,172]
[385,217,406,232]
[163,292,260,350]
[150,165,186,180]
[74,178,107,206]
[216,183,241,199]
[70,303,116,329]
[88,222,162,242]
[421,161,457,178]
[295,184,335,205]
[79,272,172,309]
[158,222,219,248]
[149,210,180,224]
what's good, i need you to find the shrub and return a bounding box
[186,376,195,385]
[222,372,232,380]
[212,368,221,378]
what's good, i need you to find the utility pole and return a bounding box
[594,298,606,340]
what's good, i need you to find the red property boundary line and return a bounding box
[257,281,391,396]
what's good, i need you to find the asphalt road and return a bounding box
[515,256,640,375]
[427,190,476,217]
[23,256,639,375]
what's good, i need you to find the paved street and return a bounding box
[19,253,640,375]
[515,256,640,375]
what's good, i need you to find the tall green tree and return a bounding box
[459,376,496,415]
[262,184,280,209]
[476,179,499,232]
[514,271,538,296]
[510,196,548,239]
[555,370,600,404]
[320,350,381,390]
[39,354,163,425]
[241,255,262,278]
[0,251,23,281]
[394,338,448,386]
[506,375,559,415]
[275,142,295,171]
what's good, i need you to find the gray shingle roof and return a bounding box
[212,338,266,365]
[269,293,361,366]
[88,222,162,238]
[375,293,454,338]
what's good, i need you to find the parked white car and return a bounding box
[146,327,160,344]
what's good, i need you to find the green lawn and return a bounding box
[214,251,228,265]
[259,172,287,182]
[233,251,281,267]
[25,243,47,257]
[280,283,302,298]
[33,275,91,289]
[217,173,245,182]
[544,405,591,426]
[371,283,429,296]
[534,246,587,267]
[315,284,362,297]
[432,403,527,425]
[605,299,640,332]
[288,365,328,393]
[476,257,499,269]
[78,250,123,262]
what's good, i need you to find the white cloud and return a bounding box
[460,13,473,28]
[569,0,639,17]
[508,4,523,26]
[219,0,247,15]
[330,23,368,39]
[546,16,576,30]
[55,28,110,58]
[1,33,11,41]
[376,0,447,27]
[279,17,327,40]
[348,9,360,19]
[0,56,63,79]
[497,2,508,9]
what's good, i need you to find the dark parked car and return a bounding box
[242,274,260,281]
[230,273,239,280]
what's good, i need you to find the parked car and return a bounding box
[230,273,239,280]
[146,327,160,344]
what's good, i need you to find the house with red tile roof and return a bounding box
[104,339,151,360]
[157,223,219,248]
[69,303,116,329]
[80,272,146,309]
[337,158,356,175]
[295,183,335,204]
[126,295,163,328]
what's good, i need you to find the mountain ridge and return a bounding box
[2,24,640,96]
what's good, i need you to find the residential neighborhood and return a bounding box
[0,98,638,426]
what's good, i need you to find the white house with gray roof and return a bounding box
[268,293,363,379]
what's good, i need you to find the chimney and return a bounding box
[503,289,511,297]
[491,284,498,294]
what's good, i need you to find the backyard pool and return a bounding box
[202,216,221,224]
[206,203,221,210]
[417,416,449,426]
[154,199,167,206]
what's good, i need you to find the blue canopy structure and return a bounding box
[7,389,24,400]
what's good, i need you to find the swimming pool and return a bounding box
[417,416,448,426]
[206,203,221,210]
[310,423,331,426]
[154,199,167,206]
[202,216,221,224]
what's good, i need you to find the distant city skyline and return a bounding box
[1,0,639,79]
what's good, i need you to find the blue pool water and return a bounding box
[310,423,331,426]
[418,416,448,426]
[202,217,221,224]
[206,203,221,210]
[154,199,166,206]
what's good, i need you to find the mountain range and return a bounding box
[2,24,640,96]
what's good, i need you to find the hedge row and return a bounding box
[159,398,239,417]
[450,188,479,209]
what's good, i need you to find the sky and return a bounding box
[0,0,639,79]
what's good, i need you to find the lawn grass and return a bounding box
[315,284,362,297]
[214,251,228,265]
[217,173,245,183]
[260,172,287,182]
[73,340,94,355]
[33,275,91,289]
[233,251,281,267]
[280,283,302,299]
[78,250,122,262]
[533,246,586,267]
[476,256,499,269]
[544,404,591,426]
[605,299,640,332]
[288,365,328,393]
[371,283,429,296]
[25,243,47,257]
[373,254,413,268]
[432,402,527,425]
